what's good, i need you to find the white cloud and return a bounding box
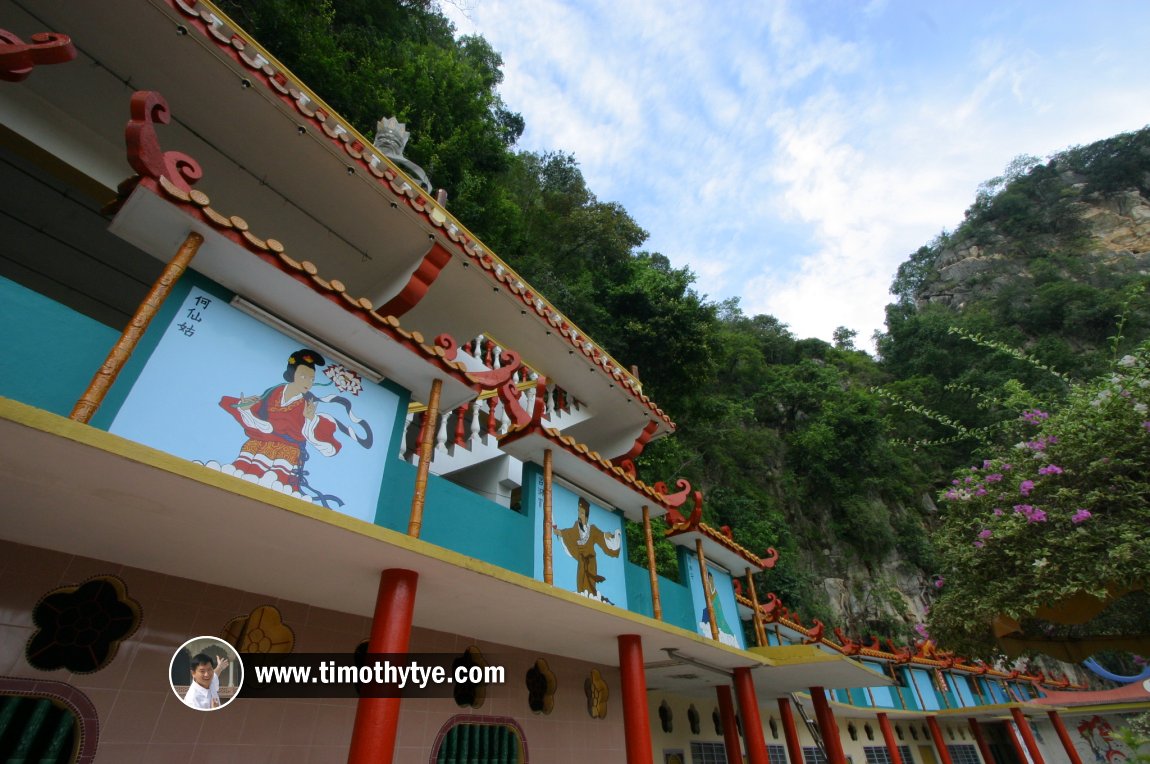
[443,0,1150,352]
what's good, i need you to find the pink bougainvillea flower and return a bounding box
[1021,409,1049,424]
[1013,504,1047,523]
[1071,509,1092,524]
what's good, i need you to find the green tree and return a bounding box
[928,346,1150,657]
[216,0,523,234]
[832,326,857,351]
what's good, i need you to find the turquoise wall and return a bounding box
[909,668,940,710]
[861,660,899,708]
[375,460,533,576]
[953,674,977,707]
[657,573,696,632]
[899,669,920,710]
[623,562,697,632]
[624,561,654,617]
[0,269,231,429]
[422,473,533,575]
[0,275,118,416]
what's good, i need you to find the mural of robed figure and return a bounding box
[553,497,622,599]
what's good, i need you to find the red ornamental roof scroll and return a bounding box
[163,0,675,432]
[657,479,777,571]
[499,420,673,511]
[113,90,494,392]
[435,334,532,428]
[0,28,76,82]
[742,591,1085,689]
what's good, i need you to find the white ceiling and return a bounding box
[0,401,886,700]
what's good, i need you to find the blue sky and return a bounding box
[442,1,1150,351]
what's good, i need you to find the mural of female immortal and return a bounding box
[214,349,372,507]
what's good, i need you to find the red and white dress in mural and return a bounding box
[219,383,342,489]
[203,349,372,507]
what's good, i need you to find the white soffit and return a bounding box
[107,186,476,409]
[498,429,668,522]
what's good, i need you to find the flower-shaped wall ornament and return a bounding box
[26,576,141,673]
[222,605,295,653]
[525,658,557,715]
[585,668,608,719]
[452,646,488,708]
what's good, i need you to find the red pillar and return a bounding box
[776,697,804,764]
[967,718,994,764]
[716,685,742,764]
[1047,710,1083,764]
[926,716,955,764]
[348,569,418,764]
[1007,718,1029,763]
[877,713,903,764]
[618,635,654,764]
[809,687,847,764]
[733,668,770,764]
[1011,707,1046,764]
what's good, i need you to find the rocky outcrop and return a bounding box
[917,242,1011,310]
[822,559,932,636]
[917,187,1150,310]
[1082,188,1150,254]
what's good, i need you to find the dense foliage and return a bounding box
[221,0,1150,651]
[216,0,524,234]
[882,131,1150,656]
[928,347,1150,655]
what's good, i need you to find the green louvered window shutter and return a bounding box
[0,694,79,763]
[435,721,522,764]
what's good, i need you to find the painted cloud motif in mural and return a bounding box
[324,364,363,396]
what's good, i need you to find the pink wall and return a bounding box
[0,538,630,763]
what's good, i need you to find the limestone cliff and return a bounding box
[918,185,1150,312]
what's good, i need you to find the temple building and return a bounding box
[0,1,1146,762]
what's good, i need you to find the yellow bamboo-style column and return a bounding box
[642,505,663,620]
[746,567,767,647]
[71,231,204,423]
[543,448,554,584]
[696,539,719,640]
[407,378,443,537]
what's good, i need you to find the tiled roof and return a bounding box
[666,521,772,571]
[499,422,673,510]
[110,171,479,388]
[737,592,1085,689]
[164,0,675,431]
